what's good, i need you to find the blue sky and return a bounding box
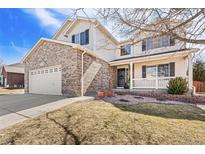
[0,8,71,64]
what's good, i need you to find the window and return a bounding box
[146,66,157,78]
[142,36,175,51]
[146,38,153,50]
[80,29,89,45]
[120,45,132,56]
[41,70,44,74]
[54,68,58,72]
[50,69,53,73]
[142,62,175,78]
[75,34,80,44]
[45,70,48,73]
[158,64,169,77]
[71,29,89,45]
[142,40,146,51]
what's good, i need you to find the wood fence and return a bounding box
[193,81,205,92]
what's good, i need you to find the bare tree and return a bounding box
[69,9,205,54]
[96,8,205,44]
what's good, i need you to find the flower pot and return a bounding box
[97,90,105,97]
[107,90,113,97]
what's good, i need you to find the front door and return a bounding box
[117,68,126,87]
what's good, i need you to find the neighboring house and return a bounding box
[0,66,3,86]
[1,63,25,88]
[22,16,198,96]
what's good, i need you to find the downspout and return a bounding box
[81,50,86,96]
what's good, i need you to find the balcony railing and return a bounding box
[132,77,178,89]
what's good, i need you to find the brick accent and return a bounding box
[81,53,115,95]
[24,41,115,97]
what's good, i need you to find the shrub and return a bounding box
[167,77,188,95]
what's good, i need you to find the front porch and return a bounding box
[110,50,194,90]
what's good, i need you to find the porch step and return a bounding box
[83,61,102,94]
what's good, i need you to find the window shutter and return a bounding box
[72,35,75,43]
[85,29,89,44]
[142,40,146,51]
[170,37,175,46]
[142,65,146,78]
[170,62,175,76]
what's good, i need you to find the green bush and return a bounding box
[167,77,188,95]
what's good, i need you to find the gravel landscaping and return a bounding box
[103,94,187,105]
[113,90,205,104]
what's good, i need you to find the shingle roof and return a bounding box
[3,65,24,74]
[111,48,193,62]
[8,63,25,68]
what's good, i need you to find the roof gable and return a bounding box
[22,38,98,63]
[53,16,119,45]
[53,19,72,39]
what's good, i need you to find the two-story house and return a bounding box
[22,16,198,96]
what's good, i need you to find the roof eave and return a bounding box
[110,48,199,66]
[22,38,98,63]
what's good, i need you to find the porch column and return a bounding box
[130,62,133,89]
[188,53,193,90]
[156,66,158,89]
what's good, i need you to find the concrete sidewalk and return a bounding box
[0,96,94,130]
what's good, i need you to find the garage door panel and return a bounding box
[29,66,62,95]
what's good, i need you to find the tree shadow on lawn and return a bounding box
[113,103,205,121]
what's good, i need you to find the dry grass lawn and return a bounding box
[0,88,24,94]
[0,100,205,145]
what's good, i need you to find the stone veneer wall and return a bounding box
[24,41,115,97]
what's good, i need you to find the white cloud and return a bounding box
[21,8,98,34]
[50,8,73,16]
[10,41,28,55]
[22,8,62,33]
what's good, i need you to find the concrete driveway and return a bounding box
[0,94,65,116]
[0,94,94,130]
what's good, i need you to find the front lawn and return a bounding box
[0,88,24,94]
[0,100,205,144]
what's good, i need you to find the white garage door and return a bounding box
[29,65,62,95]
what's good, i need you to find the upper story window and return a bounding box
[120,44,132,56]
[142,36,175,51]
[72,29,89,45]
